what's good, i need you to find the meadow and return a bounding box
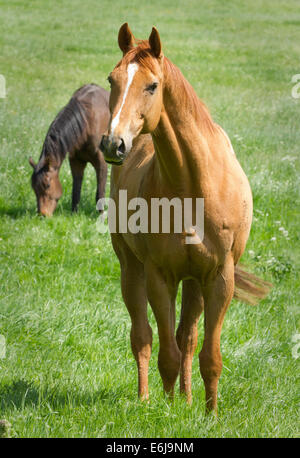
[0,0,299,438]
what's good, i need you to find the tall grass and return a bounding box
[0,0,299,437]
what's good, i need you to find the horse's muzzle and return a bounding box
[100,135,125,165]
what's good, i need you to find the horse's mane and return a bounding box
[41,94,88,164]
[118,40,216,134]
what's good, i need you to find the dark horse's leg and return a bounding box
[69,157,86,212]
[91,149,108,213]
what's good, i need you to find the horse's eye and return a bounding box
[107,75,112,86]
[146,82,158,94]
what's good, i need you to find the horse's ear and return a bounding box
[118,23,135,55]
[29,157,36,169]
[149,27,162,59]
[35,156,49,173]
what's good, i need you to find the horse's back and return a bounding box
[71,84,110,154]
[73,84,109,106]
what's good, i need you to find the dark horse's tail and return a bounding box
[234,265,272,305]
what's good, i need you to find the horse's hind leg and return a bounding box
[145,262,181,397]
[115,237,152,400]
[176,279,204,404]
[199,258,234,415]
[69,157,86,212]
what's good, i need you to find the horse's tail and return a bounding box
[234,264,272,305]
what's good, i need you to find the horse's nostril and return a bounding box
[117,138,125,155]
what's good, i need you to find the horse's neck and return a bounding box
[41,100,87,170]
[152,69,214,195]
[38,149,64,172]
[40,130,71,170]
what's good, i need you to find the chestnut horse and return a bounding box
[29,84,109,216]
[100,24,270,414]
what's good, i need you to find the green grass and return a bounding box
[0,0,299,438]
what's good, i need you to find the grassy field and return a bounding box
[0,0,299,438]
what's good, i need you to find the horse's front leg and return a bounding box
[145,262,181,397]
[117,241,152,400]
[92,150,108,213]
[69,157,86,212]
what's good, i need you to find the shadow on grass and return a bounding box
[0,200,99,220]
[58,198,99,218]
[0,379,130,411]
[0,206,36,219]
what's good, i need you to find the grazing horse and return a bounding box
[29,84,110,216]
[100,24,270,414]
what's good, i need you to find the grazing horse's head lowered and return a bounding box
[100,24,164,164]
[29,157,62,217]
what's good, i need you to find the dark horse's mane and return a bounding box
[41,95,88,164]
[32,89,89,191]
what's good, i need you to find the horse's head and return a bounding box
[100,23,164,165]
[29,157,62,216]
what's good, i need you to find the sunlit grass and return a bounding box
[0,0,299,438]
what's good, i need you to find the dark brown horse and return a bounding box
[29,84,110,216]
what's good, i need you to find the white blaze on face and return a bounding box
[111,63,139,135]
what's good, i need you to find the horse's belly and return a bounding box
[120,230,221,284]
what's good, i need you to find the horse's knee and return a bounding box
[130,323,152,360]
